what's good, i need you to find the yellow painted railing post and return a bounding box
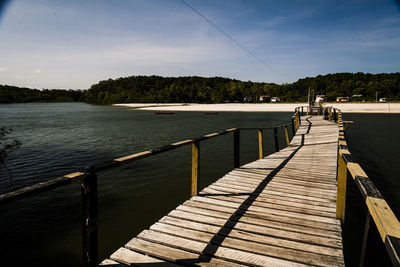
[234,130,240,168]
[295,114,299,131]
[258,129,263,159]
[329,107,332,121]
[306,106,309,116]
[191,141,200,196]
[336,153,347,223]
[284,126,290,147]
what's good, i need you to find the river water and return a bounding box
[0,103,398,266]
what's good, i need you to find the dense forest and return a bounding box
[1,72,399,104]
[0,85,85,103]
[85,72,400,104]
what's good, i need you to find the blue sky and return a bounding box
[0,0,399,89]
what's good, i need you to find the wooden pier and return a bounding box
[101,115,345,266]
[2,106,400,266]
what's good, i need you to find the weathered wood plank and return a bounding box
[184,198,339,225]
[201,186,337,208]
[99,259,124,266]
[208,183,337,204]
[125,238,245,267]
[150,222,344,266]
[168,208,342,239]
[190,195,336,218]
[159,216,343,257]
[110,247,179,266]
[138,230,310,267]
[203,193,337,214]
[175,205,342,247]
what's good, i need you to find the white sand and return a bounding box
[112,102,400,113]
[323,103,400,113]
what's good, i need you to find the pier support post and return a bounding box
[284,126,290,147]
[81,168,98,267]
[274,127,279,152]
[191,141,200,196]
[360,212,371,267]
[234,130,240,168]
[336,154,347,223]
[258,129,263,159]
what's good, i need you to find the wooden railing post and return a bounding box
[81,168,98,267]
[191,141,200,196]
[284,126,290,147]
[234,130,240,168]
[336,153,347,223]
[333,109,336,122]
[273,127,279,152]
[258,129,263,159]
[291,118,295,136]
[301,106,304,116]
[306,106,309,116]
[329,107,332,121]
[298,112,301,125]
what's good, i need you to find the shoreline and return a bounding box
[113,103,400,113]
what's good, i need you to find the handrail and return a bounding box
[329,105,400,266]
[0,111,300,267]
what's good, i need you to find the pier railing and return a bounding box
[323,105,400,266]
[0,110,301,267]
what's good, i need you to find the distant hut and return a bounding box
[271,97,280,103]
[336,97,350,102]
[259,95,271,102]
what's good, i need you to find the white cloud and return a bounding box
[34,68,43,74]
[0,67,8,72]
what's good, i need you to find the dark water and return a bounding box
[341,113,400,267]
[0,103,398,266]
[0,103,293,266]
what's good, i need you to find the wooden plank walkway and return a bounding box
[101,115,344,267]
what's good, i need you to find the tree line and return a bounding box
[1,72,399,104]
[0,85,85,103]
[85,72,400,104]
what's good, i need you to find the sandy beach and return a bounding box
[113,103,400,113]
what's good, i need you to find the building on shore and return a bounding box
[271,97,281,103]
[315,95,326,103]
[259,95,271,102]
